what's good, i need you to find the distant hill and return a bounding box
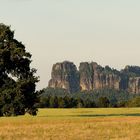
[48,61,140,94]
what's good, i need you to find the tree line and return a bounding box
[39,94,140,108]
[38,88,140,108]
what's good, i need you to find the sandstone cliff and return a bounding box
[48,61,80,93]
[121,66,140,93]
[128,77,140,93]
[79,62,120,91]
[48,61,140,94]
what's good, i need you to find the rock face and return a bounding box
[121,66,140,93]
[79,62,93,91]
[48,61,140,94]
[79,62,120,91]
[48,61,80,93]
[128,77,140,93]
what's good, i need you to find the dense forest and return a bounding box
[38,88,140,108]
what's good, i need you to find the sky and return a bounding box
[0,0,140,89]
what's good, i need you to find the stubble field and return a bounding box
[0,108,140,140]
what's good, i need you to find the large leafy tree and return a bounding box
[0,23,39,116]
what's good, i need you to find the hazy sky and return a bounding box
[0,0,140,89]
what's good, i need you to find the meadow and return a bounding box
[0,108,140,140]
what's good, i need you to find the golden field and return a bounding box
[0,108,140,140]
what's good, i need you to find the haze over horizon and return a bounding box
[0,0,140,89]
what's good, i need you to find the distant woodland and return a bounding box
[39,88,140,108]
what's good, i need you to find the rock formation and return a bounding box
[48,61,80,93]
[48,61,140,94]
[128,77,140,93]
[79,62,93,91]
[79,62,120,91]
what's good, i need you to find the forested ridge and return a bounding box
[39,88,140,108]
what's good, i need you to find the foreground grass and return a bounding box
[0,108,140,140]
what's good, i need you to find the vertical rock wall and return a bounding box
[48,61,80,93]
[79,62,120,91]
[48,61,140,94]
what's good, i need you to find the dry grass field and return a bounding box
[0,108,140,140]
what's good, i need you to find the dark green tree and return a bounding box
[77,98,84,108]
[39,96,50,108]
[49,96,58,108]
[58,97,65,108]
[98,97,110,108]
[127,97,140,107]
[0,23,39,116]
[63,96,72,108]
